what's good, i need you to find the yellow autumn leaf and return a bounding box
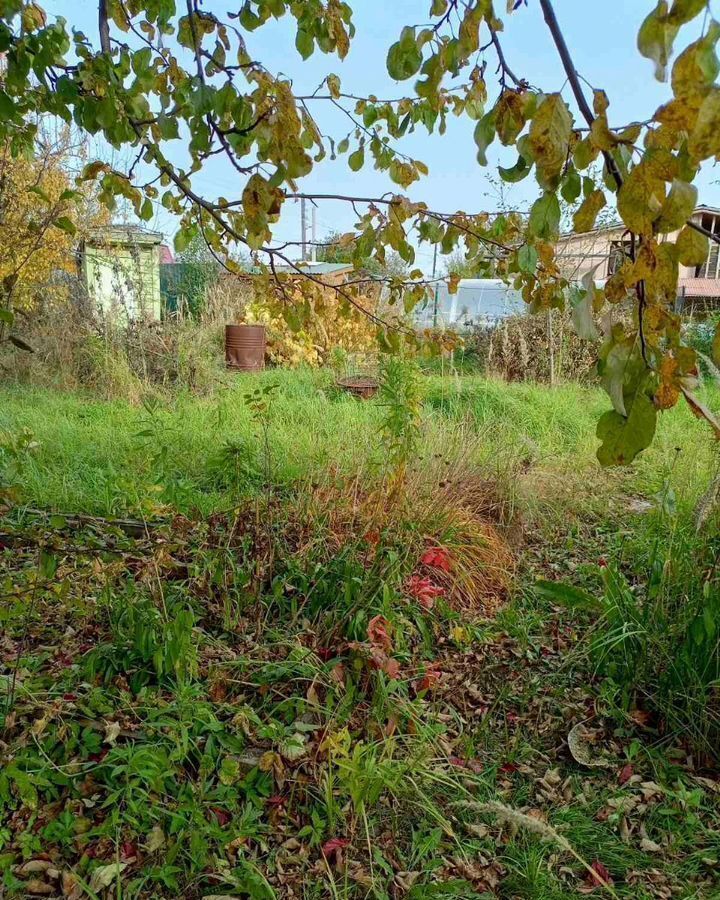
[528,93,573,185]
[655,179,697,232]
[688,87,720,160]
[572,189,606,233]
[676,224,709,266]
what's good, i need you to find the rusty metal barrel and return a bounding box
[225,324,266,372]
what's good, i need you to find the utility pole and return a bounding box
[300,197,307,262]
[311,204,317,263]
[432,242,439,328]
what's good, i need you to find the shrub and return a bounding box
[483,311,598,384]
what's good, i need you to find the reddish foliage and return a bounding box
[421,546,452,572]
[618,763,634,785]
[367,615,392,653]
[210,807,231,826]
[322,837,350,859]
[266,795,286,807]
[382,656,401,680]
[499,761,520,774]
[406,575,444,610]
[364,530,380,546]
[120,841,137,861]
[416,665,442,692]
[586,860,613,889]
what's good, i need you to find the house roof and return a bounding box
[560,204,720,240]
[679,276,720,298]
[271,261,353,275]
[85,225,164,246]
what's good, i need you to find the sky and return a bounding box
[48,0,720,272]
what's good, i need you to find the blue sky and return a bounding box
[49,1,720,269]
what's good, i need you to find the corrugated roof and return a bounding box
[272,261,353,275]
[86,225,164,245]
[678,277,720,298]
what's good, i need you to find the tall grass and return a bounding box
[1,370,717,518]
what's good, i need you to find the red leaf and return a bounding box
[322,837,350,858]
[421,547,452,572]
[499,761,520,774]
[266,795,286,807]
[585,860,613,889]
[364,530,380,546]
[405,574,444,610]
[618,763,634,785]
[383,657,401,680]
[417,665,442,692]
[120,841,137,861]
[211,807,231,826]
[367,615,392,653]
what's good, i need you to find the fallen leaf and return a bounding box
[568,723,611,768]
[89,862,127,892]
[103,721,122,746]
[619,763,634,785]
[322,837,350,859]
[24,880,53,896]
[145,824,165,853]
[640,837,662,853]
[585,860,613,889]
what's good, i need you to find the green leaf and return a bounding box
[637,1,679,81]
[348,147,364,171]
[219,756,240,786]
[174,229,191,253]
[600,340,647,416]
[387,29,422,80]
[570,280,599,342]
[668,0,708,26]
[498,154,530,183]
[597,394,657,466]
[560,167,582,203]
[473,111,496,166]
[295,29,314,59]
[0,309,14,326]
[27,185,51,203]
[517,244,538,274]
[528,192,561,240]
[53,216,76,236]
[534,579,600,610]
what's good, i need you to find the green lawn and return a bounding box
[1,370,715,517]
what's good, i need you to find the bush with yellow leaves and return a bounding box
[245,275,378,367]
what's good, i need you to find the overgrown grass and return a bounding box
[2,370,720,898]
[1,369,716,517]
